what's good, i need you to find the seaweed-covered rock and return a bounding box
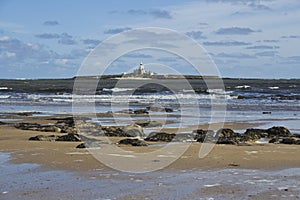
[102,126,131,137]
[134,109,149,115]
[244,129,267,141]
[118,138,148,146]
[145,132,176,142]
[164,108,173,113]
[146,106,173,113]
[172,133,194,142]
[134,120,163,128]
[76,143,87,148]
[55,133,81,142]
[267,126,291,137]
[269,137,300,145]
[216,129,241,145]
[15,122,41,131]
[29,133,81,142]
[268,137,280,144]
[281,137,300,145]
[122,124,144,137]
[192,129,215,143]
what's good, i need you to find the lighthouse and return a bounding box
[138,62,145,75]
[133,62,146,75]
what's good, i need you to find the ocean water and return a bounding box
[0,78,299,133]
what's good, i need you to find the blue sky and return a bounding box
[0,0,299,78]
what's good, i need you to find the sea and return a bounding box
[0,78,300,199]
[0,78,299,133]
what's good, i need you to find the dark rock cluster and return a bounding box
[29,133,81,142]
[101,124,144,137]
[15,117,77,134]
[118,138,148,146]
[145,132,176,142]
[193,126,300,145]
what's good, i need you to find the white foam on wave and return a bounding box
[0,95,11,99]
[103,88,134,92]
[235,85,251,89]
[269,86,279,90]
[0,87,12,90]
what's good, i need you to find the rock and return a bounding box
[281,137,300,145]
[55,133,81,142]
[244,129,267,141]
[118,138,148,146]
[269,137,281,144]
[133,109,149,115]
[16,112,40,116]
[228,163,240,167]
[15,122,41,130]
[76,143,86,148]
[134,120,163,128]
[40,126,60,132]
[267,126,291,137]
[145,132,176,142]
[15,122,64,133]
[53,117,75,126]
[164,108,173,113]
[262,111,272,114]
[216,129,241,145]
[217,128,238,138]
[102,126,131,137]
[122,124,144,137]
[29,133,81,142]
[0,121,6,125]
[146,106,173,113]
[172,133,194,142]
[29,135,58,142]
[193,129,215,143]
[237,95,246,99]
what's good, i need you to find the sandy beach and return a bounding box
[0,115,300,199]
[1,121,300,172]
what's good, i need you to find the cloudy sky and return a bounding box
[0,0,299,78]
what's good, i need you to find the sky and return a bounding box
[0,0,299,79]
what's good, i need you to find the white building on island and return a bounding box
[132,62,155,76]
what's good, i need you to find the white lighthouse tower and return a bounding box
[139,62,145,75]
[133,62,146,75]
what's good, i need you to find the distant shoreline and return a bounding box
[0,75,299,81]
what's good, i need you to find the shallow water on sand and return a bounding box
[1,152,299,200]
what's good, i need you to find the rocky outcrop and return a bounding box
[118,138,148,146]
[193,129,215,143]
[102,126,128,137]
[133,109,149,115]
[134,120,163,128]
[145,132,176,142]
[55,133,81,142]
[145,106,174,113]
[244,129,268,141]
[267,126,291,137]
[29,133,81,142]
[15,123,62,132]
[216,129,242,145]
[122,124,144,137]
[193,126,299,145]
[76,143,86,148]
